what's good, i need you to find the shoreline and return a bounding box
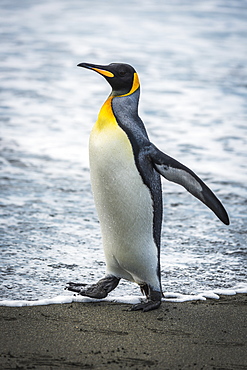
[1,285,247,307]
[1,294,247,369]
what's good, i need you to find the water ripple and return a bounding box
[0,0,246,301]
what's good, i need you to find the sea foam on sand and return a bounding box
[1,285,246,307]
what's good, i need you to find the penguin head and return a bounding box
[77,62,140,97]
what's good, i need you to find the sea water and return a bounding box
[1,0,247,306]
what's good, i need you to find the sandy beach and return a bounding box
[0,294,246,369]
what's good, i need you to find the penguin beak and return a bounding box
[77,63,114,78]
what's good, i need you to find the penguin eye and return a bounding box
[119,70,127,77]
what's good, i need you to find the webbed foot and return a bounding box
[131,285,162,312]
[66,275,120,299]
[131,299,161,312]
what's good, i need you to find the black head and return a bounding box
[77,62,139,96]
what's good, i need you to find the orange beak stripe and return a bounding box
[92,68,114,78]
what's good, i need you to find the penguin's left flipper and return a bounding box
[66,275,120,299]
[148,144,230,225]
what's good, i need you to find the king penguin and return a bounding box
[67,62,229,311]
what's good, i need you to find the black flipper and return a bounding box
[148,144,229,225]
[66,275,120,299]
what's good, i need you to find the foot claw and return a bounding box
[66,282,107,298]
[65,276,120,299]
[65,282,87,293]
[66,281,88,288]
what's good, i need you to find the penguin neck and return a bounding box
[111,88,140,122]
[111,88,150,143]
[95,89,140,132]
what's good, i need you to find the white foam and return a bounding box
[234,285,247,294]
[163,292,206,303]
[200,291,220,299]
[1,286,246,307]
[212,289,237,296]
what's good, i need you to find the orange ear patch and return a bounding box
[120,73,140,97]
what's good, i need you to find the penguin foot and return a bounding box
[132,286,162,311]
[131,299,161,312]
[66,275,120,299]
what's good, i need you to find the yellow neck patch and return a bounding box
[94,96,117,131]
[93,72,140,132]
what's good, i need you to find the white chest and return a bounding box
[89,123,159,288]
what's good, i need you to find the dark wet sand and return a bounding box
[1,294,246,369]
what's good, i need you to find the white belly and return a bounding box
[89,124,160,290]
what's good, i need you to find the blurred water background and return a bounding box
[0,0,247,303]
